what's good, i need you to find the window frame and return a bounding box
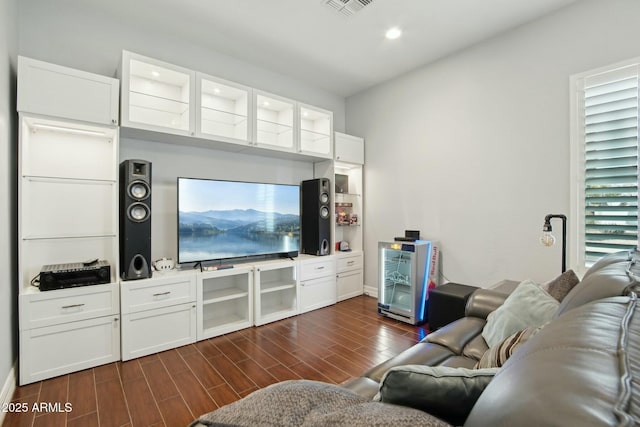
[570,57,640,276]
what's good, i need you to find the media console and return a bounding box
[120,254,352,361]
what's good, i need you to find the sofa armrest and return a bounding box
[464,289,510,319]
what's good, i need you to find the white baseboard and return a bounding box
[0,364,16,425]
[363,285,378,298]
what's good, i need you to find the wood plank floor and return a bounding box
[3,296,429,427]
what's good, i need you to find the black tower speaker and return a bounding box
[119,159,152,280]
[301,178,331,256]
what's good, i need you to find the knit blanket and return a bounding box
[191,380,451,427]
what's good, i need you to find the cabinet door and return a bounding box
[335,132,364,164]
[120,51,195,136]
[196,73,252,145]
[254,262,298,326]
[121,303,196,361]
[337,269,363,302]
[298,104,333,159]
[19,315,120,385]
[253,91,296,152]
[198,267,254,340]
[299,275,336,313]
[17,56,119,126]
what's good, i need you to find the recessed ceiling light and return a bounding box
[385,27,402,40]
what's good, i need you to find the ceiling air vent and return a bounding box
[324,0,375,17]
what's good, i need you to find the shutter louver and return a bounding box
[584,76,639,264]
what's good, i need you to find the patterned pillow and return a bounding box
[541,269,580,302]
[475,325,542,369]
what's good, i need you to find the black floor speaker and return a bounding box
[120,159,152,280]
[301,178,331,256]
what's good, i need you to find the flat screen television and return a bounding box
[177,177,300,264]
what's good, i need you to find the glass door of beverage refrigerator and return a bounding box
[379,244,416,318]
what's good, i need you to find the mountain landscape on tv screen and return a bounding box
[179,208,300,235]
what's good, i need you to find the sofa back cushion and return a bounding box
[464,295,640,427]
[555,250,636,317]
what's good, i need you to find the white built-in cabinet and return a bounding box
[254,260,298,326]
[17,56,121,385]
[119,51,333,159]
[15,54,365,380]
[336,252,364,302]
[119,51,195,136]
[198,266,254,340]
[253,90,296,153]
[298,256,337,313]
[196,73,252,145]
[299,104,333,158]
[313,132,365,302]
[120,272,197,361]
[17,56,119,126]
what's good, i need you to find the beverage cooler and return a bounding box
[378,240,440,325]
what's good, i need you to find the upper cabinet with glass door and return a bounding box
[253,91,296,153]
[298,104,333,159]
[196,73,251,146]
[120,51,195,136]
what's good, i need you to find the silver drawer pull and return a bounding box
[61,303,85,309]
[347,261,355,265]
[153,291,171,297]
[315,266,325,270]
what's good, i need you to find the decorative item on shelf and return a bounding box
[350,213,358,225]
[335,202,352,225]
[336,241,351,252]
[335,174,349,193]
[540,214,567,273]
[153,257,175,271]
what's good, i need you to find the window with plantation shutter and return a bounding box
[571,61,640,272]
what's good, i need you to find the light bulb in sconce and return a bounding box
[540,231,556,246]
[540,214,567,273]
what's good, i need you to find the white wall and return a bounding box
[346,0,640,288]
[0,0,18,391]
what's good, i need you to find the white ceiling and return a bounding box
[75,0,578,97]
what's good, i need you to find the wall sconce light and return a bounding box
[540,214,567,273]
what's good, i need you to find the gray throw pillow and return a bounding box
[541,269,580,302]
[482,279,559,348]
[375,365,499,426]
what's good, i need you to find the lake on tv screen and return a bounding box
[179,232,300,262]
[178,207,300,262]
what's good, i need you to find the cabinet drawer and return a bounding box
[337,253,363,272]
[299,275,336,314]
[20,283,118,329]
[299,257,336,281]
[121,274,196,314]
[121,303,196,361]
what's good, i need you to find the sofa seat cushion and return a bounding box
[425,316,486,354]
[364,342,453,382]
[192,380,452,427]
[465,296,640,427]
[376,366,499,426]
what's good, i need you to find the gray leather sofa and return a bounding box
[193,251,640,426]
[342,280,519,399]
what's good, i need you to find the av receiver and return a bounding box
[39,260,111,291]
